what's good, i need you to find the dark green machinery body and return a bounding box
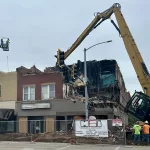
[125,91,150,122]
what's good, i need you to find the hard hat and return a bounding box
[145,120,148,124]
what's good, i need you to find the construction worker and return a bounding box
[133,121,141,145]
[142,120,150,145]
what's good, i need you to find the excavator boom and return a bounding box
[58,3,150,95]
[64,3,119,59]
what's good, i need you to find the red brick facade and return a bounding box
[16,65,63,101]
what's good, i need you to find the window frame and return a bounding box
[41,83,56,100]
[22,85,35,101]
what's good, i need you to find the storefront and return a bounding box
[16,100,55,133]
[0,109,16,133]
[16,99,115,133]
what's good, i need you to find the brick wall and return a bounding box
[17,66,64,101]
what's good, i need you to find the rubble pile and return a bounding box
[0,132,128,144]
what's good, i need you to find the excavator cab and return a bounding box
[125,91,150,122]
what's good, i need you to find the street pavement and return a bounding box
[0,142,149,150]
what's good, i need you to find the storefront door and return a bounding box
[29,120,41,134]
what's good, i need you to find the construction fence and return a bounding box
[0,119,132,144]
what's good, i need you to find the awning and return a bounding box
[0,109,14,120]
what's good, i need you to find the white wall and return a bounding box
[0,101,16,109]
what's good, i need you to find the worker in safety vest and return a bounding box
[133,121,141,145]
[142,120,150,145]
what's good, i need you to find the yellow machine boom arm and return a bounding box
[58,3,150,96]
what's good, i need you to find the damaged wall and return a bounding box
[76,59,125,89]
[61,59,130,108]
[62,59,124,88]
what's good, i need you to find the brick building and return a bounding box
[15,66,63,133]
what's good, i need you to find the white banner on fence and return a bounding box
[112,119,122,126]
[75,120,108,137]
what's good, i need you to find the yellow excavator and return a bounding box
[55,3,150,122]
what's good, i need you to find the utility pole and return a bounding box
[84,48,88,120]
[83,40,112,120]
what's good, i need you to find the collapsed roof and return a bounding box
[64,59,126,89]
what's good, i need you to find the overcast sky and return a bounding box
[0,0,149,95]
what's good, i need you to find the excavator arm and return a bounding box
[63,6,115,59]
[57,3,150,96]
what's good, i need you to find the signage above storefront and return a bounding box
[21,102,50,110]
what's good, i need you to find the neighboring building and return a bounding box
[0,71,17,109]
[0,71,17,132]
[15,65,63,134]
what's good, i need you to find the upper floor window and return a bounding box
[41,84,55,100]
[23,85,35,101]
